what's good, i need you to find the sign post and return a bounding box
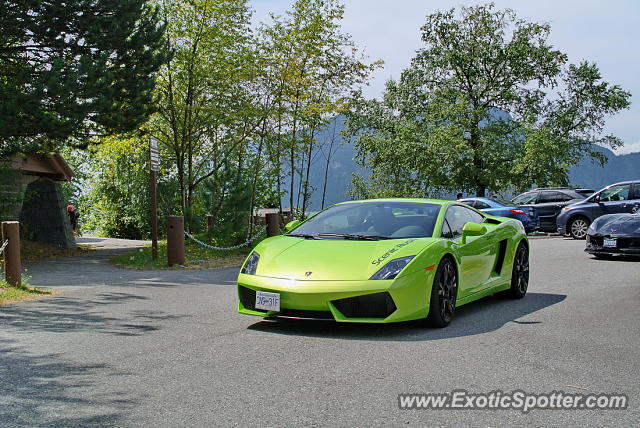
[150,138,159,260]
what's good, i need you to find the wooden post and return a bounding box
[167,216,185,266]
[2,221,21,286]
[266,212,280,237]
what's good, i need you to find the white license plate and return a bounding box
[603,238,617,248]
[255,291,280,312]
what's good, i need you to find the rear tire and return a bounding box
[569,216,590,239]
[426,258,458,328]
[504,242,529,299]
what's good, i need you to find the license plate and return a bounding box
[603,238,617,248]
[255,291,280,312]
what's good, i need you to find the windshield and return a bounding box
[488,196,514,206]
[289,202,441,239]
[512,193,537,205]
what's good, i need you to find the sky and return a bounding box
[251,0,640,155]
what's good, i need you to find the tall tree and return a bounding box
[149,0,260,218]
[0,0,167,155]
[259,0,379,216]
[346,3,631,197]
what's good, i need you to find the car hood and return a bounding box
[252,235,435,281]
[592,214,640,236]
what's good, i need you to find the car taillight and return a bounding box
[510,209,526,215]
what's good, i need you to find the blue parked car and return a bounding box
[458,197,535,233]
[556,180,640,239]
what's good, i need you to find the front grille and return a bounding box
[277,309,334,320]
[238,286,257,310]
[588,235,603,246]
[588,235,640,248]
[618,238,640,249]
[331,292,397,319]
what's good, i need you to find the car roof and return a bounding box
[602,180,640,186]
[337,198,451,206]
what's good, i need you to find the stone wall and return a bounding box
[19,178,76,249]
[0,167,29,221]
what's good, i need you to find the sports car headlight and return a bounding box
[241,252,260,275]
[370,256,415,280]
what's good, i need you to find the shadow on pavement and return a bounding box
[0,292,187,336]
[0,338,137,426]
[247,292,566,342]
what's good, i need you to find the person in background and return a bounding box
[66,204,80,236]
[456,193,463,200]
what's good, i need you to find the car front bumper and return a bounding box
[237,269,433,323]
[585,235,640,256]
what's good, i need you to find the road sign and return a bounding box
[150,138,159,259]
[150,138,159,172]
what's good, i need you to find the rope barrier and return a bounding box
[184,229,266,251]
[0,239,8,255]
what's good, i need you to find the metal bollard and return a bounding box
[167,216,185,266]
[265,212,280,237]
[2,221,22,287]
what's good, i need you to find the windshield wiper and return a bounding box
[286,233,318,239]
[316,233,391,241]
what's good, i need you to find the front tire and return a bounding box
[426,258,458,328]
[505,242,529,299]
[569,216,590,239]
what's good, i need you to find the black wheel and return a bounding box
[426,257,458,328]
[504,242,529,299]
[569,216,590,239]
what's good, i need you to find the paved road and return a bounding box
[1,238,638,426]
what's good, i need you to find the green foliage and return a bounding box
[0,0,168,156]
[79,136,178,239]
[346,3,631,197]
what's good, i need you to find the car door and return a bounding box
[442,205,495,298]
[534,191,573,231]
[596,184,632,215]
[623,183,640,213]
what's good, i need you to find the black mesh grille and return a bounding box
[238,286,257,311]
[331,292,396,319]
[618,238,640,248]
[588,235,603,246]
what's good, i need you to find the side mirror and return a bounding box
[461,222,486,244]
[590,194,600,203]
[284,219,301,232]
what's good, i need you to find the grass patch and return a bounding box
[20,240,94,262]
[0,279,54,305]
[109,238,252,270]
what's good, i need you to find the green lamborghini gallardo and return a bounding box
[237,199,529,327]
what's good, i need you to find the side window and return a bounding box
[513,192,537,205]
[599,184,631,202]
[629,183,640,200]
[459,199,475,207]
[555,192,575,202]
[538,191,566,203]
[442,205,482,240]
[441,219,454,239]
[463,206,485,223]
[474,201,491,209]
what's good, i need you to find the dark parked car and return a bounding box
[557,180,640,239]
[585,209,640,258]
[512,187,594,232]
[458,197,535,233]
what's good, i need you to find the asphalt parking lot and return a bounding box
[1,237,638,427]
